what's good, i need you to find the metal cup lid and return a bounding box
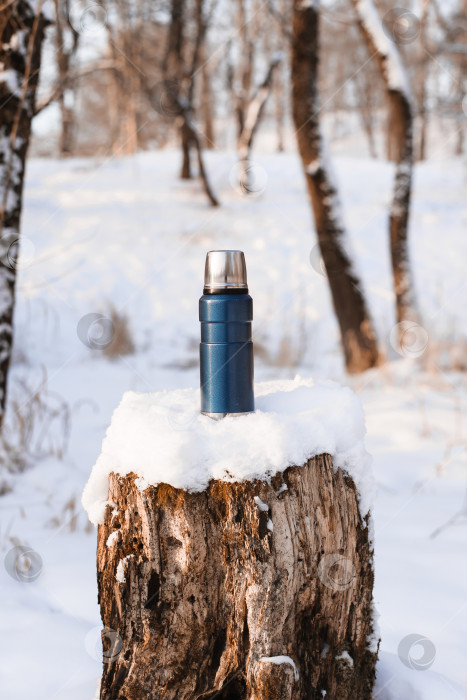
[204,250,248,292]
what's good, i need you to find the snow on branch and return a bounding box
[356,0,412,99]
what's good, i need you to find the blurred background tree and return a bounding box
[1,0,466,394]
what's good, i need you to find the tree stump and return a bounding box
[97,453,378,700]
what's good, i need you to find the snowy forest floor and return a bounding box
[0,149,466,700]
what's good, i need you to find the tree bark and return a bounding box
[352,0,418,326]
[274,61,285,152]
[237,56,281,191]
[160,0,218,204]
[354,74,378,158]
[106,5,140,157]
[97,454,378,699]
[53,0,79,157]
[0,0,48,427]
[143,79,219,206]
[233,0,253,142]
[232,0,280,189]
[165,0,193,180]
[180,121,193,179]
[454,1,467,156]
[290,2,380,373]
[200,50,215,149]
[416,0,430,161]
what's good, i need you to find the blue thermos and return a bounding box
[199,250,254,418]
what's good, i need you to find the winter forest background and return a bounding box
[0,0,466,698]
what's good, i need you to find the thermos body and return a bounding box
[199,250,255,418]
[199,293,254,416]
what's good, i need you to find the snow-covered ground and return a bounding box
[0,148,466,699]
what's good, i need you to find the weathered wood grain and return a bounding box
[97,453,378,699]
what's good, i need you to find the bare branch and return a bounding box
[33,60,117,115]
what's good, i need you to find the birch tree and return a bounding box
[236,55,281,192]
[352,0,418,326]
[229,0,281,191]
[0,0,49,427]
[417,0,430,161]
[291,0,379,373]
[52,0,79,156]
[151,0,219,206]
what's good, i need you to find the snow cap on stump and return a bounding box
[82,377,374,525]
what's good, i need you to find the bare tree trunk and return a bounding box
[291,2,379,373]
[53,0,79,156]
[352,0,418,326]
[386,97,399,162]
[160,0,218,204]
[234,0,253,142]
[58,98,74,155]
[237,57,281,190]
[105,2,140,156]
[417,0,430,161]
[274,62,285,152]
[455,60,466,156]
[354,75,378,158]
[454,2,467,156]
[164,0,193,178]
[120,8,139,155]
[144,80,219,206]
[271,0,287,153]
[106,33,129,155]
[232,2,279,187]
[180,122,193,179]
[194,128,218,206]
[107,64,121,154]
[200,50,215,149]
[97,454,378,699]
[0,1,47,427]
